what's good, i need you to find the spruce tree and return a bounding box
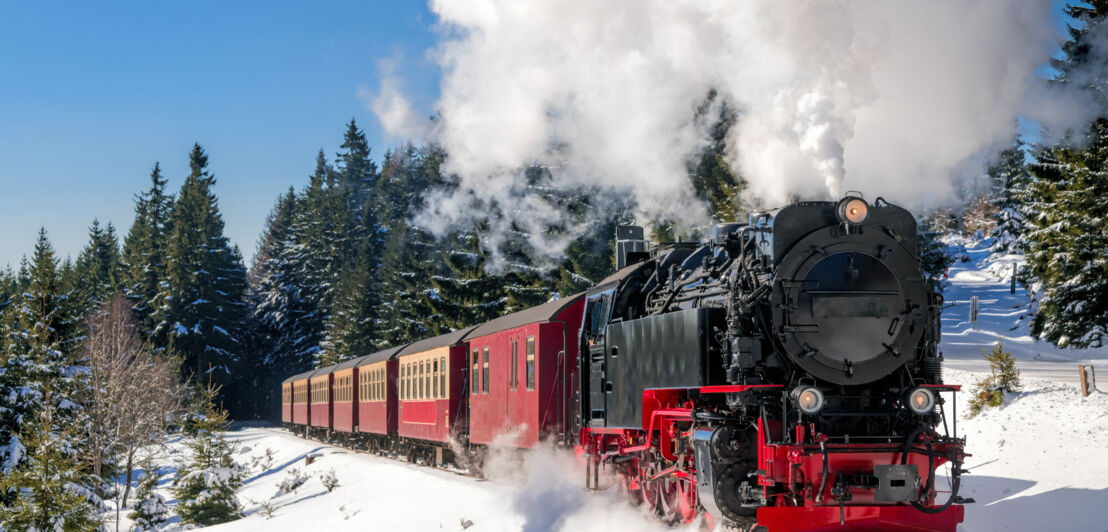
[74,219,123,313]
[0,392,101,531]
[428,230,507,332]
[336,118,378,216]
[1020,2,1108,348]
[152,145,249,399]
[988,145,1030,255]
[0,230,96,526]
[248,189,313,416]
[1024,121,1108,348]
[172,381,244,526]
[294,150,347,322]
[917,218,952,290]
[319,252,381,365]
[122,162,175,335]
[378,222,438,345]
[690,91,746,222]
[128,458,169,530]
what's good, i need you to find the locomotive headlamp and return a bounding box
[837,197,869,225]
[907,388,936,414]
[791,386,825,414]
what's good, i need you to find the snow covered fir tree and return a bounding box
[171,382,244,526]
[127,459,169,531]
[0,231,101,530]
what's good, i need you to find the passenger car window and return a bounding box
[526,336,536,390]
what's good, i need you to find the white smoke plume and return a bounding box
[481,439,705,532]
[373,0,1094,261]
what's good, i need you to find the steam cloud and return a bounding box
[481,439,703,532]
[373,0,1095,261]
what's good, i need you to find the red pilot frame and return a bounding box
[467,295,585,448]
[395,327,474,446]
[355,345,406,438]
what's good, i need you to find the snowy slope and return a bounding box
[113,427,689,532]
[938,235,1108,381]
[108,235,1108,532]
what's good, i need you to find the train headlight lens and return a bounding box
[837,197,869,224]
[792,386,825,414]
[908,388,935,414]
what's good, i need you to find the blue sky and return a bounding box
[0,1,440,267]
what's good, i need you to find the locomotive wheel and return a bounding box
[641,476,661,512]
[675,478,698,524]
[658,476,697,524]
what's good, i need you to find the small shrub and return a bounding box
[969,342,1021,417]
[128,460,169,531]
[276,468,309,496]
[249,497,277,519]
[321,468,340,493]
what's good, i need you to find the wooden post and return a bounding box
[1079,366,1095,397]
[969,296,979,329]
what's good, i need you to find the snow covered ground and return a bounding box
[107,235,1108,531]
[938,235,1108,380]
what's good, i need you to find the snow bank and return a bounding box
[945,369,1108,532]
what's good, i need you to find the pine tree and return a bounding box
[988,145,1030,254]
[335,118,378,216]
[247,189,312,417]
[0,230,97,526]
[122,162,175,335]
[917,218,952,290]
[690,91,746,222]
[0,391,101,531]
[0,265,16,316]
[376,146,440,345]
[1024,121,1108,348]
[74,219,123,313]
[378,222,438,345]
[1020,3,1108,348]
[319,251,381,365]
[172,381,244,526]
[428,230,507,332]
[152,145,249,400]
[128,457,169,530]
[293,150,348,324]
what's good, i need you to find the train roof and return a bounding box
[355,345,408,367]
[282,369,316,384]
[333,356,365,372]
[309,365,336,380]
[466,293,585,339]
[396,326,477,358]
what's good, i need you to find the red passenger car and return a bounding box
[355,345,406,449]
[330,357,362,435]
[287,370,314,430]
[309,365,335,435]
[466,296,584,448]
[395,327,474,462]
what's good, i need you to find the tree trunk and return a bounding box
[121,448,136,507]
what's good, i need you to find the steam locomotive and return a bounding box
[579,194,966,530]
[281,195,967,531]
